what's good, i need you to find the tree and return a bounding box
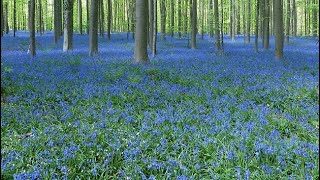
[134,0,149,63]
[152,0,157,57]
[160,0,166,41]
[107,0,111,40]
[285,0,290,44]
[14,0,16,37]
[29,0,36,57]
[255,0,259,52]
[89,0,98,56]
[292,0,297,37]
[63,0,74,52]
[214,0,220,50]
[149,0,154,48]
[191,0,197,49]
[263,0,269,49]
[86,0,89,34]
[230,0,235,41]
[170,0,174,37]
[178,0,182,38]
[246,0,251,44]
[274,0,284,59]
[78,0,82,34]
[1,0,3,37]
[54,0,62,44]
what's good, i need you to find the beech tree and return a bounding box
[274,0,284,59]
[191,0,197,49]
[214,0,220,50]
[63,0,74,52]
[28,0,36,56]
[89,0,98,56]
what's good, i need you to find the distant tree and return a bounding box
[149,0,154,49]
[134,0,149,63]
[5,2,9,34]
[292,0,297,37]
[63,0,74,52]
[312,0,318,37]
[1,0,3,37]
[29,0,36,57]
[160,0,166,41]
[246,0,251,44]
[263,0,269,49]
[38,0,43,35]
[214,0,220,50]
[201,0,204,40]
[78,0,82,34]
[89,0,98,56]
[274,0,284,59]
[54,0,61,44]
[152,0,157,57]
[191,0,197,49]
[230,0,235,41]
[170,0,174,37]
[255,0,259,52]
[178,0,182,38]
[86,0,89,34]
[14,0,16,37]
[285,0,290,44]
[99,0,104,37]
[107,0,111,40]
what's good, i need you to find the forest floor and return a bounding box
[1,31,319,179]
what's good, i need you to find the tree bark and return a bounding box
[63,0,73,52]
[152,0,157,57]
[255,0,259,52]
[161,0,166,41]
[86,0,89,34]
[274,0,284,59]
[214,0,220,50]
[107,0,111,40]
[201,0,204,40]
[89,0,98,56]
[178,0,182,38]
[263,0,269,49]
[14,0,16,37]
[1,0,3,37]
[99,0,104,37]
[134,0,149,63]
[38,0,43,35]
[285,0,290,43]
[191,0,197,49]
[292,0,297,37]
[149,0,154,48]
[54,0,61,44]
[29,0,36,56]
[246,0,251,43]
[78,0,82,34]
[230,0,235,41]
[171,0,174,37]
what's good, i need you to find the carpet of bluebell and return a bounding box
[1,31,319,179]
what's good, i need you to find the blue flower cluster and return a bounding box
[1,31,319,179]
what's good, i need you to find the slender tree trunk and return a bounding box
[39,0,42,35]
[54,0,60,43]
[246,0,251,43]
[5,2,9,34]
[263,0,269,49]
[63,0,73,52]
[86,0,89,34]
[221,0,224,51]
[178,0,182,38]
[1,0,3,37]
[285,0,290,43]
[29,0,36,56]
[274,0,284,59]
[161,0,166,41]
[312,0,317,37]
[209,0,213,37]
[152,0,157,57]
[214,0,220,50]
[149,0,154,48]
[184,0,188,35]
[201,0,204,40]
[107,0,111,40]
[14,0,16,37]
[99,0,104,37]
[78,0,82,34]
[191,0,197,48]
[171,0,174,37]
[230,0,235,41]
[131,0,135,39]
[255,0,259,52]
[236,0,240,35]
[134,0,149,63]
[89,0,98,56]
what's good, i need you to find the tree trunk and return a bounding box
[274,0,284,59]
[221,0,224,51]
[5,2,9,34]
[209,0,213,37]
[246,0,251,43]
[285,0,290,43]
[171,0,174,37]
[263,0,269,49]
[178,0,182,38]
[255,0,259,52]
[214,0,220,50]
[63,0,73,52]
[230,0,235,41]
[54,0,61,44]
[39,0,43,35]
[89,0,98,56]
[107,0,111,40]
[312,0,317,37]
[201,0,204,40]
[14,0,16,37]
[161,0,166,41]
[152,0,157,57]
[29,0,36,56]
[78,0,82,34]
[292,0,296,37]
[134,0,149,63]
[191,0,197,48]
[86,0,89,34]
[149,0,154,48]
[1,0,3,37]
[99,0,104,37]
[236,0,240,35]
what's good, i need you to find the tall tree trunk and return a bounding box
[236,0,240,35]
[14,0,16,37]
[54,0,60,44]
[221,0,224,51]
[161,0,166,41]
[171,0,174,37]
[131,0,135,39]
[201,0,204,40]
[29,0,36,56]
[214,0,220,50]
[1,0,3,37]
[39,0,43,35]
[209,0,213,37]
[5,2,9,34]
[89,0,98,56]
[63,0,73,52]
[78,0,82,34]
[86,0,89,34]
[292,0,297,37]
[149,0,154,48]
[107,0,111,40]
[312,0,317,37]
[255,0,259,52]
[134,0,149,63]
[274,0,284,59]
[99,0,104,37]
[152,0,157,57]
[178,0,182,38]
[263,0,269,49]
[246,0,251,43]
[230,0,235,41]
[184,0,188,35]
[285,0,290,43]
[191,0,197,48]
